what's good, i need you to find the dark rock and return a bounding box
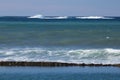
[0,61,120,67]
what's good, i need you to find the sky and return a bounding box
[0,0,120,16]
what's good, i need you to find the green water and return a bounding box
[0,19,120,48]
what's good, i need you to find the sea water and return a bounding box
[0,66,120,80]
[0,16,120,64]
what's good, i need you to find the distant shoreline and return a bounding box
[0,61,120,67]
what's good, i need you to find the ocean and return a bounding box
[0,66,120,80]
[0,16,120,64]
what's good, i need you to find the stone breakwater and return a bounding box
[0,61,120,67]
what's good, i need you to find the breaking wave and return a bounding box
[76,16,113,19]
[0,47,120,64]
[27,15,68,19]
[28,14,44,19]
[54,16,68,19]
[27,15,115,20]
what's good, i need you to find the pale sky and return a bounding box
[0,0,120,16]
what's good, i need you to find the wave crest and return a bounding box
[76,16,113,19]
[0,48,120,64]
[54,16,68,19]
[28,14,44,19]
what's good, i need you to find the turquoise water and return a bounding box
[0,67,120,80]
[0,20,120,47]
[0,17,120,64]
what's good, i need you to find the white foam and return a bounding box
[106,36,110,39]
[28,14,44,19]
[105,48,120,53]
[54,16,68,19]
[0,48,120,64]
[76,16,113,19]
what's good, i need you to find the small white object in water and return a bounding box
[106,36,110,39]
